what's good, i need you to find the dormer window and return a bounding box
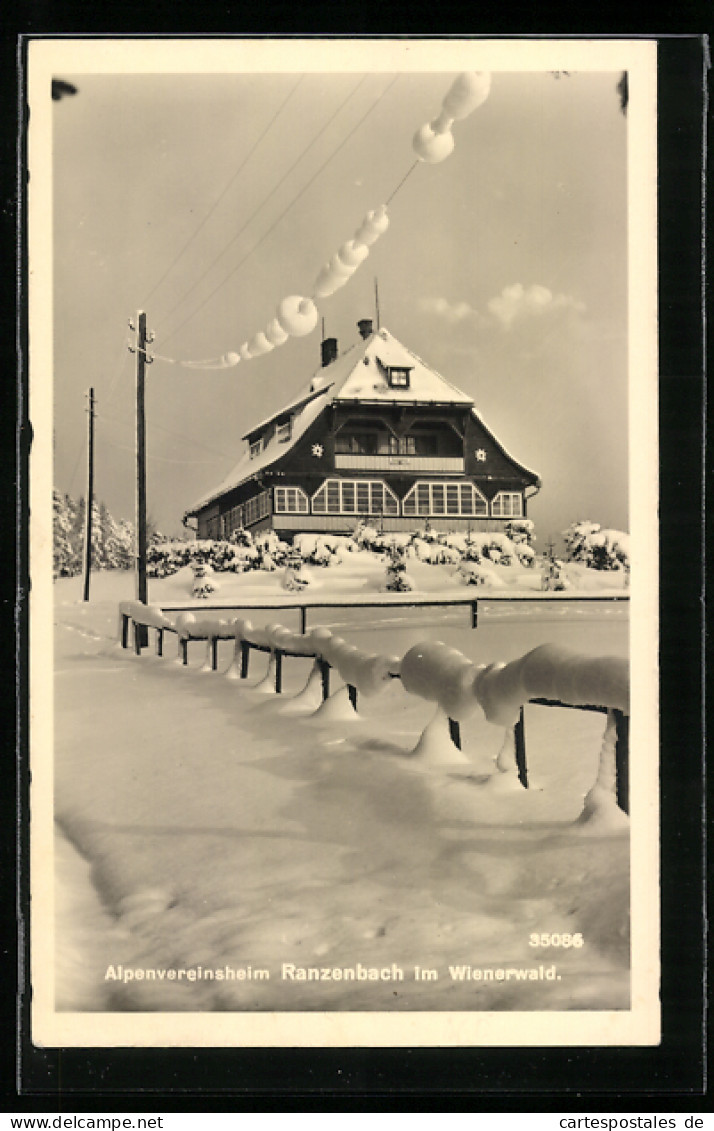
[275,417,292,443]
[249,438,262,459]
[387,366,411,388]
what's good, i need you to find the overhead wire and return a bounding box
[152,73,371,342]
[155,73,401,352]
[139,74,306,314]
[95,410,238,462]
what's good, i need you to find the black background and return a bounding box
[3,22,708,1111]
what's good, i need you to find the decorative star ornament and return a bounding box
[311,443,324,458]
[475,448,487,462]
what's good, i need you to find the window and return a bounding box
[491,492,523,518]
[335,431,382,455]
[274,486,308,514]
[312,479,399,516]
[402,481,488,517]
[275,418,292,444]
[243,492,272,525]
[387,366,411,388]
[388,434,417,456]
[249,438,262,459]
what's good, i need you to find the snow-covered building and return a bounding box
[184,320,541,540]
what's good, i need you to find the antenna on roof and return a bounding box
[321,316,325,339]
[374,277,381,331]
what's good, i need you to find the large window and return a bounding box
[402,481,488,517]
[220,491,271,535]
[491,491,523,518]
[312,478,399,516]
[335,430,382,455]
[274,486,309,514]
[243,492,272,525]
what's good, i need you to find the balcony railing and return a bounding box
[334,454,464,473]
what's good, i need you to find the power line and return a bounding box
[157,74,400,351]
[153,73,370,341]
[96,410,238,461]
[102,433,229,466]
[140,74,306,314]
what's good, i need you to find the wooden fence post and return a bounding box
[514,706,528,788]
[613,709,629,813]
[318,659,330,701]
[240,640,250,679]
[447,717,461,749]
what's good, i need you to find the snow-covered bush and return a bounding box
[458,561,506,588]
[505,518,535,546]
[516,544,536,568]
[383,544,414,592]
[191,558,218,598]
[411,537,461,565]
[541,558,570,591]
[563,522,630,571]
[292,533,339,567]
[283,550,310,591]
[461,531,516,566]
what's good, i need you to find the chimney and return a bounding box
[320,337,338,367]
[357,318,373,340]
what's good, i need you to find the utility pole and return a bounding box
[374,277,381,330]
[81,387,95,602]
[129,311,153,630]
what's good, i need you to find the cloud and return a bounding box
[418,296,476,325]
[486,284,586,329]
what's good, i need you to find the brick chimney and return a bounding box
[357,318,373,340]
[320,336,338,367]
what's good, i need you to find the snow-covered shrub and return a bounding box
[283,550,310,591]
[563,521,601,563]
[383,544,414,592]
[457,561,506,588]
[292,533,339,567]
[147,538,191,578]
[505,518,535,546]
[460,531,517,567]
[516,544,536,568]
[191,559,218,598]
[541,558,570,591]
[563,522,630,571]
[350,520,383,553]
[254,531,290,567]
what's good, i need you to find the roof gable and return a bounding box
[184,326,537,517]
[333,328,474,405]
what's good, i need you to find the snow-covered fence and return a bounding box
[118,601,177,656]
[118,605,629,818]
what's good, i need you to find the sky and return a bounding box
[47,50,631,544]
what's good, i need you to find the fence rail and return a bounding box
[118,599,630,818]
[159,591,629,634]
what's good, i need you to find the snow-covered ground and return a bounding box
[52,562,630,1016]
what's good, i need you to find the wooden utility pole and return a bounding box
[129,311,154,636]
[81,387,95,602]
[135,311,148,606]
[374,277,381,330]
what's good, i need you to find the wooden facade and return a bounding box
[185,322,541,540]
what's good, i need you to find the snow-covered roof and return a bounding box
[333,328,473,405]
[185,327,527,517]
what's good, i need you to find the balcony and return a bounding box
[334,454,465,474]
